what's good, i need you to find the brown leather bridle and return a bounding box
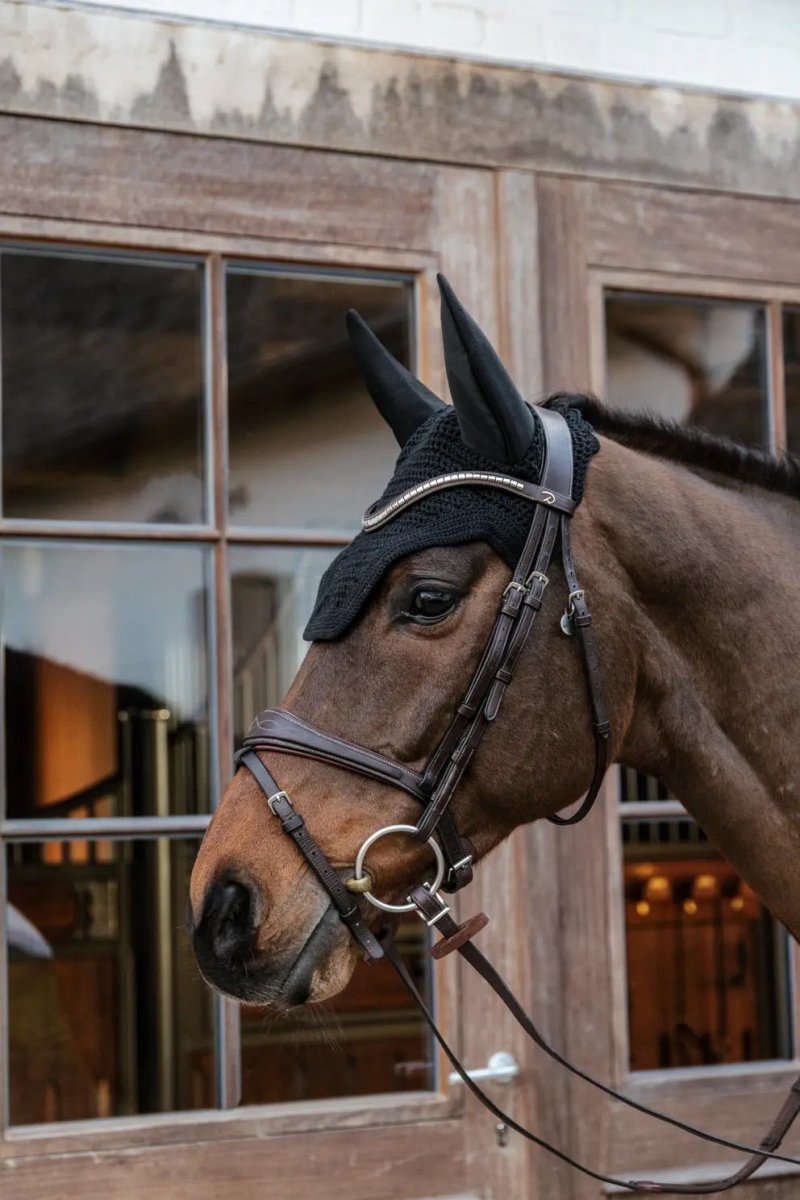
[234,407,800,1193]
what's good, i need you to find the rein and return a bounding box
[234,408,800,1193]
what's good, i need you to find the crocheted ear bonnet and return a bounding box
[304,277,598,642]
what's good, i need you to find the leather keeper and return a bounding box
[431,912,490,959]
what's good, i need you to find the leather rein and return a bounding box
[234,408,800,1193]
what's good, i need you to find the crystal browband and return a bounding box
[361,471,576,531]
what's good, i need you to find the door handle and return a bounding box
[448,1050,520,1086]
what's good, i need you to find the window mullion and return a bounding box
[209,253,242,1109]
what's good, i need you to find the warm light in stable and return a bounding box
[635,901,651,917]
[683,899,698,916]
[730,896,745,912]
[632,863,656,880]
[644,875,671,902]
[692,873,719,900]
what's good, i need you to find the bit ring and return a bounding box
[351,824,445,913]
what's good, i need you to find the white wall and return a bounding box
[58,0,800,102]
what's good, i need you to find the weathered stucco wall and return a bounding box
[43,0,800,104]
[2,1,800,199]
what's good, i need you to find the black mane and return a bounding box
[549,393,800,501]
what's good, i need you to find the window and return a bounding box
[606,292,795,1073]
[1,245,432,1126]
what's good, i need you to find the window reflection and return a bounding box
[226,271,411,530]
[230,545,337,742]
[241,921,434,1104]
[2,542,211,819]
[1,249,206,524]
[606,293,769,448]
[624,849,790,1070]
[606,295,789,1071]
[6,838,214,1123]
[230,545,435,1100]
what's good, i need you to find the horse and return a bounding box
[188,276,800,1188]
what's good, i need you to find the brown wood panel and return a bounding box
[0,1119,472,1200]
[0,116,441,252]
[495,170,544,403]
[584,180,800,285]
[607,1167,800,1198]
[537,175,593,394]
[537,173,621,1197]
[521,817,575,1200]
[611,1068,800,1174]
[433,165,537,1200]
[0,1092,453,1161]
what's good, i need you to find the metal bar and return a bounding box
[618,800,688,820]
[210,252,234,804]
[1,816,211,840]
[149,714,176,1112]
[0,521,221,541]
[208,253,242,1110]
[767,299,788,454]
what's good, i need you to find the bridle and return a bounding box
[234,408,800,1193]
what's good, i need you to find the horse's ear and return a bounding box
[438,274,536,463]
[346,310,446,447]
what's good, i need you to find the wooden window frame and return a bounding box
[0,224,465,1157]
[589,265,800,1184]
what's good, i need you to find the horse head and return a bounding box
[189,276,634,1009]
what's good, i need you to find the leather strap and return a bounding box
[237,750,384,962]
[242,710,428,803]
[548,513,611,826]
[363,471,576,530]
[239,713,475,893]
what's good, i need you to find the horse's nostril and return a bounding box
[197,878,256,963]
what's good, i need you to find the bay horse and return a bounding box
[189,276,800,1191]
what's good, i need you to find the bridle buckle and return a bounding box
[447,853,473,886]
[414,888,452,927]
[567,588,584,616]
[267,789,291,815]
[526,570,549,589]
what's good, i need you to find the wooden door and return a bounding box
[0,117,543,1200]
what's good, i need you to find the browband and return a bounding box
[362,471,576,531]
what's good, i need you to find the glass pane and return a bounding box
[230,544,338,741]
[241,920,434,1104]
[1,249,206,523]
[605,293,769,448]
[2,542,211,819]
[607,299,790,1070]
[230,545,435,1100]
[784,307,800,455]
[6,838,215,1124]
[624,828,791,1070]
[226,270,411,530]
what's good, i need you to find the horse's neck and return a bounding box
[590,438,800,937]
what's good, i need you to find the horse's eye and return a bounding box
[404,586,459,625]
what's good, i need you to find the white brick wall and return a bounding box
[46,0,800,101]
